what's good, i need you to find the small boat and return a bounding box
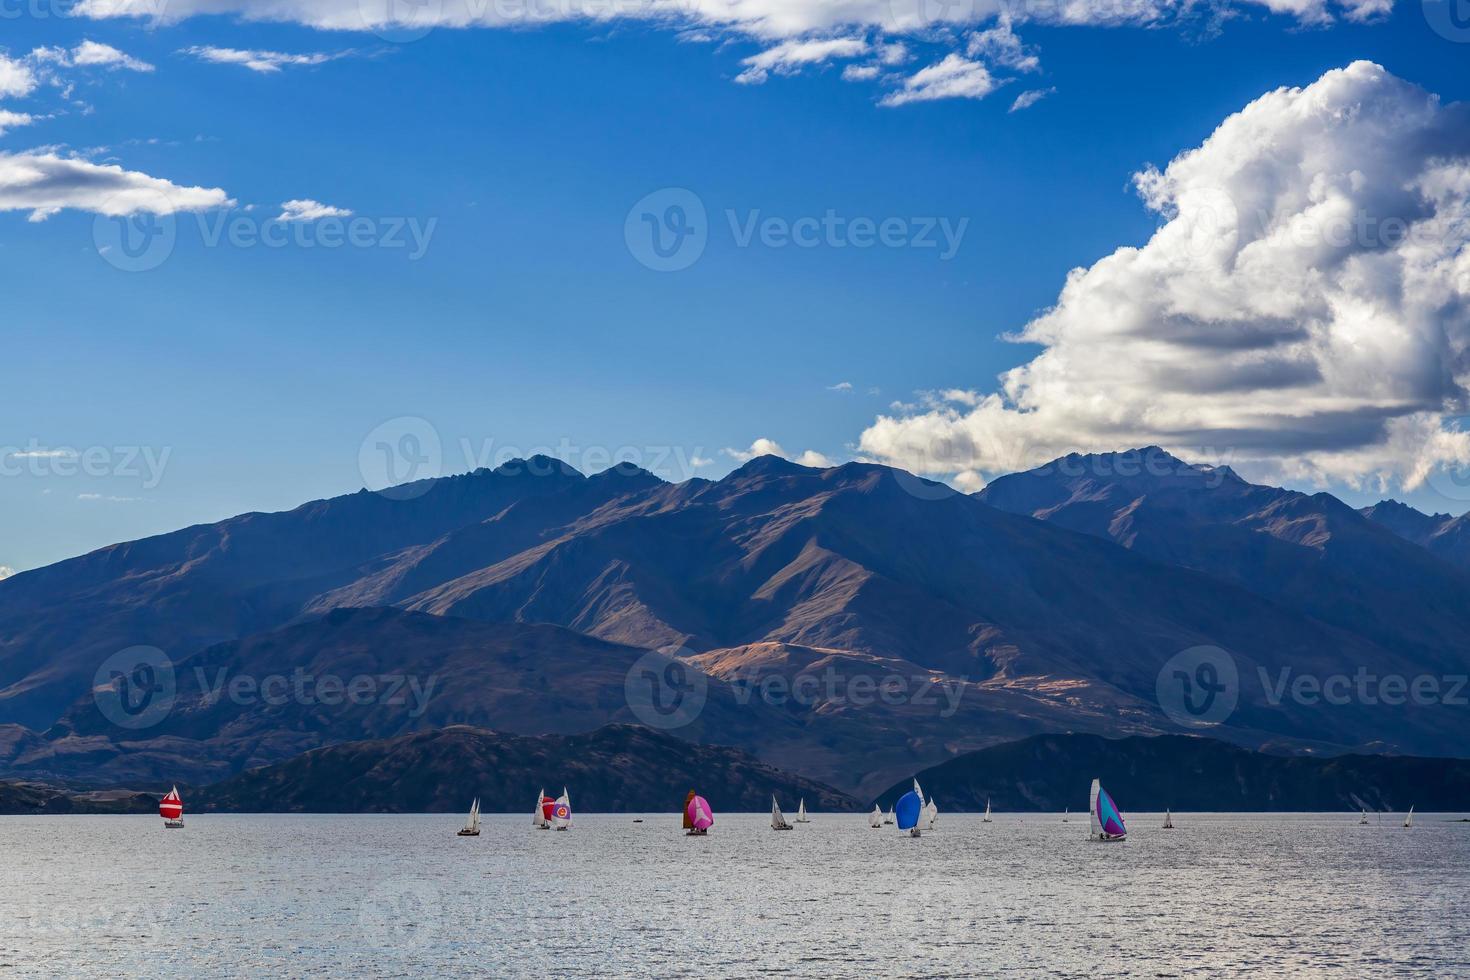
[685,792,713,836]
[771,796,793,831]
[458,797,481,836]
[1359,809,1369,825]
[896,787,924,838]
[533,788,552,830]
[159,785,184,829]
[1089,779,1127,841]
[1404,807,1414,829]
[868,805,883,829]
[883,805,895,825]
[795,799,810,823]
[983,798,992,823]
[551,788,572,832]
[1063,807,1069,823]
[1163,808,1174,830]
[632,818,644,823]
[923,799,938,829]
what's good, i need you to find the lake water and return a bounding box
[3,812,1467,977]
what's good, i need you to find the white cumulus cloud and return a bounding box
[276,198,352,221]
[0,565,14,581]
[0,151,233,221]
[859,62,1470,492]
[723,438,833,468]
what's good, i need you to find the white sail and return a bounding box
[923,800,938,829]
[463,798,481,834]
[534,788,549,828]
[795,799,809,822]
[1089,779,1103,839]
[1360,809,1369,825]
[913,779,925,806]
[771,795,792,830]
[884,805,895,825]
[1063,807,1069,823]
[869,805,883,828]
[983,798,992,822]
[552,788,571,831]
[1163,808,1173,829]
[1404,807,1414,828]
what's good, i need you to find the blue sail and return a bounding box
[895,790,923,830]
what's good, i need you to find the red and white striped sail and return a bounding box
[159,786,183,821]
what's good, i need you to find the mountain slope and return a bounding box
[1361,500,1470,571]
[192,724,860,813]
[880,733,1470,812]
[978,447,1470,673]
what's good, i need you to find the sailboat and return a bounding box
[159,786,184,829]
[883,805,895,825]
[795,799,810,823]
[1404,807,1414,829]
[458,798,481,836]
[533,788,551,829]
[771,796,793,831]
[1089,779,1127,841]
[923,799,938,829]
[1359,809,1369,825]
[1063,807,1069,823]
[1163,808,1174,830]
[551,788,572,832]
[685,792,713,836]
[868,805,883,828]
[896,787,924,838]
[983,798,992,823]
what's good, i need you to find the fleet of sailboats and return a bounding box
[458,798,481,836]
[159,786,184,829]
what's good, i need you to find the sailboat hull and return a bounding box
[457,829,480,836]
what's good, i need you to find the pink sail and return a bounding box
[686,795,714,830]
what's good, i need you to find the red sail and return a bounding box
[540,797,555,820]
[159,787,183,821]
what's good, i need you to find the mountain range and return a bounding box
[2,448,1468,800]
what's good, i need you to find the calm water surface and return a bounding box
[2,812,1467,977]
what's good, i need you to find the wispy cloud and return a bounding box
[0,150,233,222]
[1010,87,1055,112]
[827,381,854,391]
[181,46,350,74]
[880,55,997,108]
[736,37,867,85]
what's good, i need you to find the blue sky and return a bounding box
[3,1,1470,571]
